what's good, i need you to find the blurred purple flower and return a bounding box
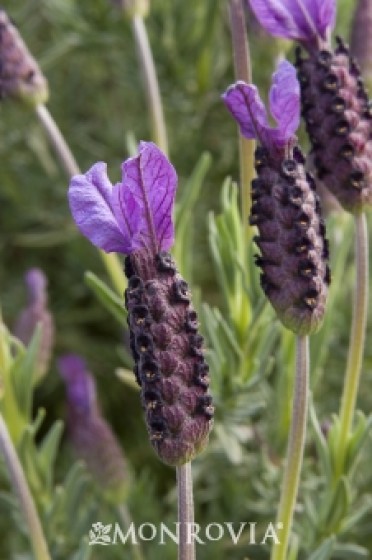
[222,60,300,153]
[58,354,130,503]
[68,141,177,255]
[14,268,54,382]
[248,0,336,46]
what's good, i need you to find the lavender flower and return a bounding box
[0,10,48,106]
[223,61,330,335]
[249,0,372,213]
[58,354,129,503]
[68,142,213,466]
[14,269,54,382]
[248,0,336,49]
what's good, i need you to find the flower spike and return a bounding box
[68,143,213,466]
[58,355,130,503]
[14,268,54,382]
[223,61,329,335]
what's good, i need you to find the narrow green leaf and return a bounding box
[307,536,336,560]
[85,271,126,325]
[10,325,41,420]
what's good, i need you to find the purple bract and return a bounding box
[248,0,336,46]
[222,60,300,153]
[58,354,97,415]
[68,141,177,255]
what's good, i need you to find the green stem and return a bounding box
[228,0,255,240]
[271,335,309,560]
[35,103,125,295]
[177,462,195,560]
[0,412,51,560]
[117,503,144,560]
[336,212,369,477]
[132,15,168,155]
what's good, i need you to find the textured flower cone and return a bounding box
[67,411,130,505]
[251,146,330,335]
[0,10,48,105]
[351,0,372,88]
[125,249,213,466]
[295,39,372,213]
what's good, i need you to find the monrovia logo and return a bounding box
[88,521,283,546]
[89,522,112,545]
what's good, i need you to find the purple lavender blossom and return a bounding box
[68,142,213,466]
[0,9,48,105]
[14,268,54,382]
[58,354,129,503]
[223,61,329,335]
[248,0,336,48]
[248,0,372,212]
[223,60,300,154]
[68,142,176,254]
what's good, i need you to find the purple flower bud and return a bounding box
[58,354,130,503]
[68,143,213,466]
[14,268,54,382]
[248,0,336,48]
[223,63,329,334]
[0,10,48,106]
[223,60,300,154]
[295,39,372,212]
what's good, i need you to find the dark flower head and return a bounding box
[248,0,336,49]
[14,268,54,382]
[68,143,213,466]
[295,38,372,212]
[248,1,372,212]
[223,62,329,335]
[0,10,48,106]
[58,354,130,504]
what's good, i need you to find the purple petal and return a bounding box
[111,184,143,252]
[249,0,336,42]
[222,82,272,145]
[269,60,300,145]
[120,142,177,252]
[58,354,96,414]
[68,162,131,253]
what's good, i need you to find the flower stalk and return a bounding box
[177,462,195,560]
[0,412,51,560]
[271,335,309,560]
[228,0,255,237]
[336,212,369,477]
[132,15,168,155]
[35,104,125,295]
